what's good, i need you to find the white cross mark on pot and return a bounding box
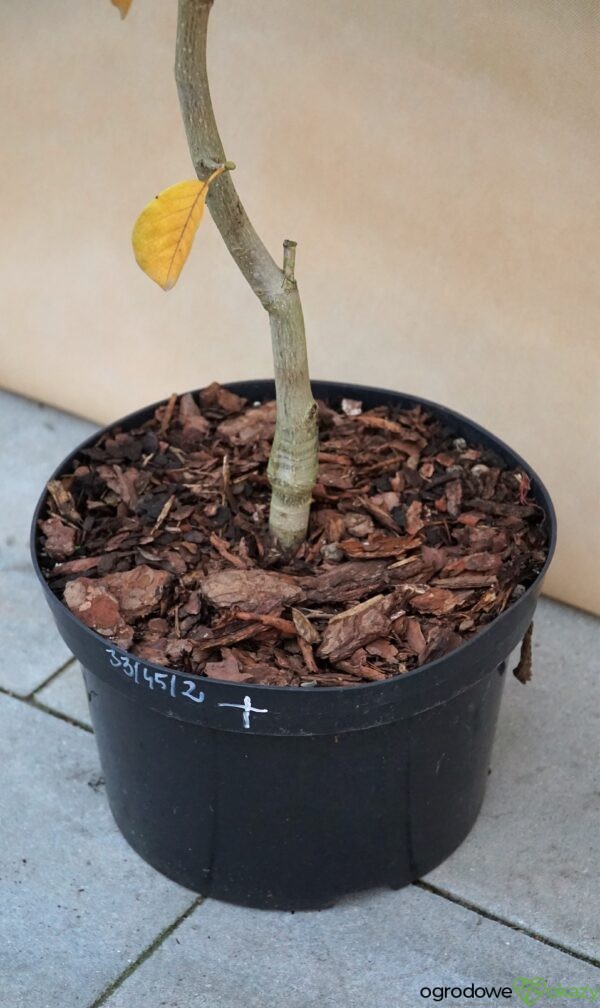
[218,695,268,729]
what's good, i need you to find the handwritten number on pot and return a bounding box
[106,648,205,705]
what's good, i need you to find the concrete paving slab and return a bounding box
[0,694,193,1008]
[36,662,92,728]
[0,389,96,571]
[0,390,95,694]
[103,886,600,1008]
[0,569,73,695]
[426,598,600,960]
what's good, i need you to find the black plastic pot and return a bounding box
[31,381,556,910]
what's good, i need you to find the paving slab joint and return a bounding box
[87,897,204,1008]
[30,695,94,733]
[0,684,93,733]
[414,880,600,968]
[28,655,77,698]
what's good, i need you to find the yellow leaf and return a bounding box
[132,180,209,291]
[110,0,132,18]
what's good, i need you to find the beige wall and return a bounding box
[2,1,599,612]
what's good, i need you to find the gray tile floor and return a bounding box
[1,388,599,1007]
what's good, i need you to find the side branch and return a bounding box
[282,240,297,282]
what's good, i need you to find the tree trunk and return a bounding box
[175,0,318,551]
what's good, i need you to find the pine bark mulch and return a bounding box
[38,384,549,687]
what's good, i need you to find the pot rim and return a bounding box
[30,378,557,701]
